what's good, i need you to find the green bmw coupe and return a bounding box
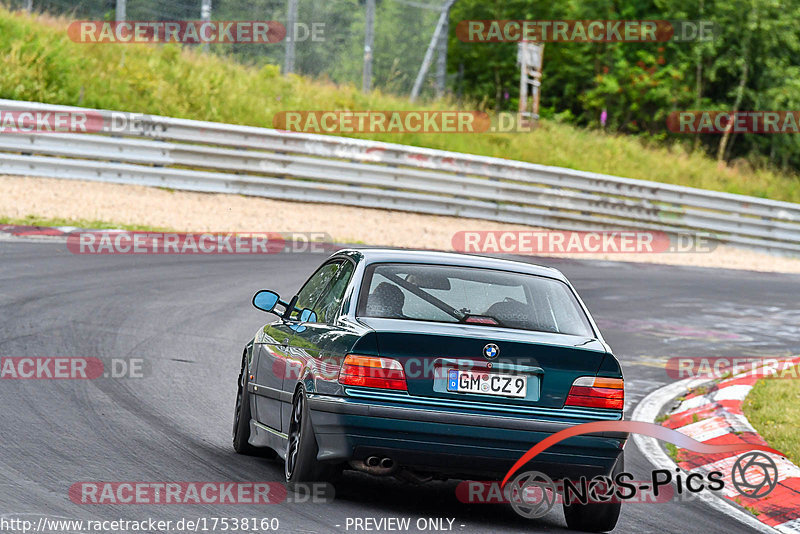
[233,249,626,531]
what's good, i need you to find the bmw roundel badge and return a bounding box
[483,343,499,360]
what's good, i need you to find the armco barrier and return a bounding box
[0,99,798,254]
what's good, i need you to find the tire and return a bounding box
[562,453,623,532]
[232,354,259,455]
[285,386,337,492]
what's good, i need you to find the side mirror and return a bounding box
[252,290,281,314]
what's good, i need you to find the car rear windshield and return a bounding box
[357,263,595,337]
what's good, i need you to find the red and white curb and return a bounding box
[633,357,800,533]
[0,224,80,237]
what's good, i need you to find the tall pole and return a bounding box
[362,0,376,93]
[518,51,527,120]
[435,3,451,98]
[410,0,455,102]
[115,0,126,22]
[200,0,211,52]
[518,42,544,129]
[284,0,298,74]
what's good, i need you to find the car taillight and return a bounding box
[338,354,407,391]
[565,376,624,410]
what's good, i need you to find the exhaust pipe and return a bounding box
[349,456,397,476]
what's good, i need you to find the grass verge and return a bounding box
[0,8,799,202]
[742,365,800,464]
[0,214,168,232]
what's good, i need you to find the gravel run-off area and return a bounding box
[2,175,800,274]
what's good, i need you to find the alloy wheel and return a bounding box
[285,393,304,479]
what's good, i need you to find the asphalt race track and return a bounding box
[2,238,799,533]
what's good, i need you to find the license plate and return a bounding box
[446,369,528,398]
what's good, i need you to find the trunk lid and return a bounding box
[360,318,607,409]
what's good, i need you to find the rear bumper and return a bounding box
[307,394,626,480]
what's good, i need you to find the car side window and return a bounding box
[292,262,341,319]
[313,261,355,324]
